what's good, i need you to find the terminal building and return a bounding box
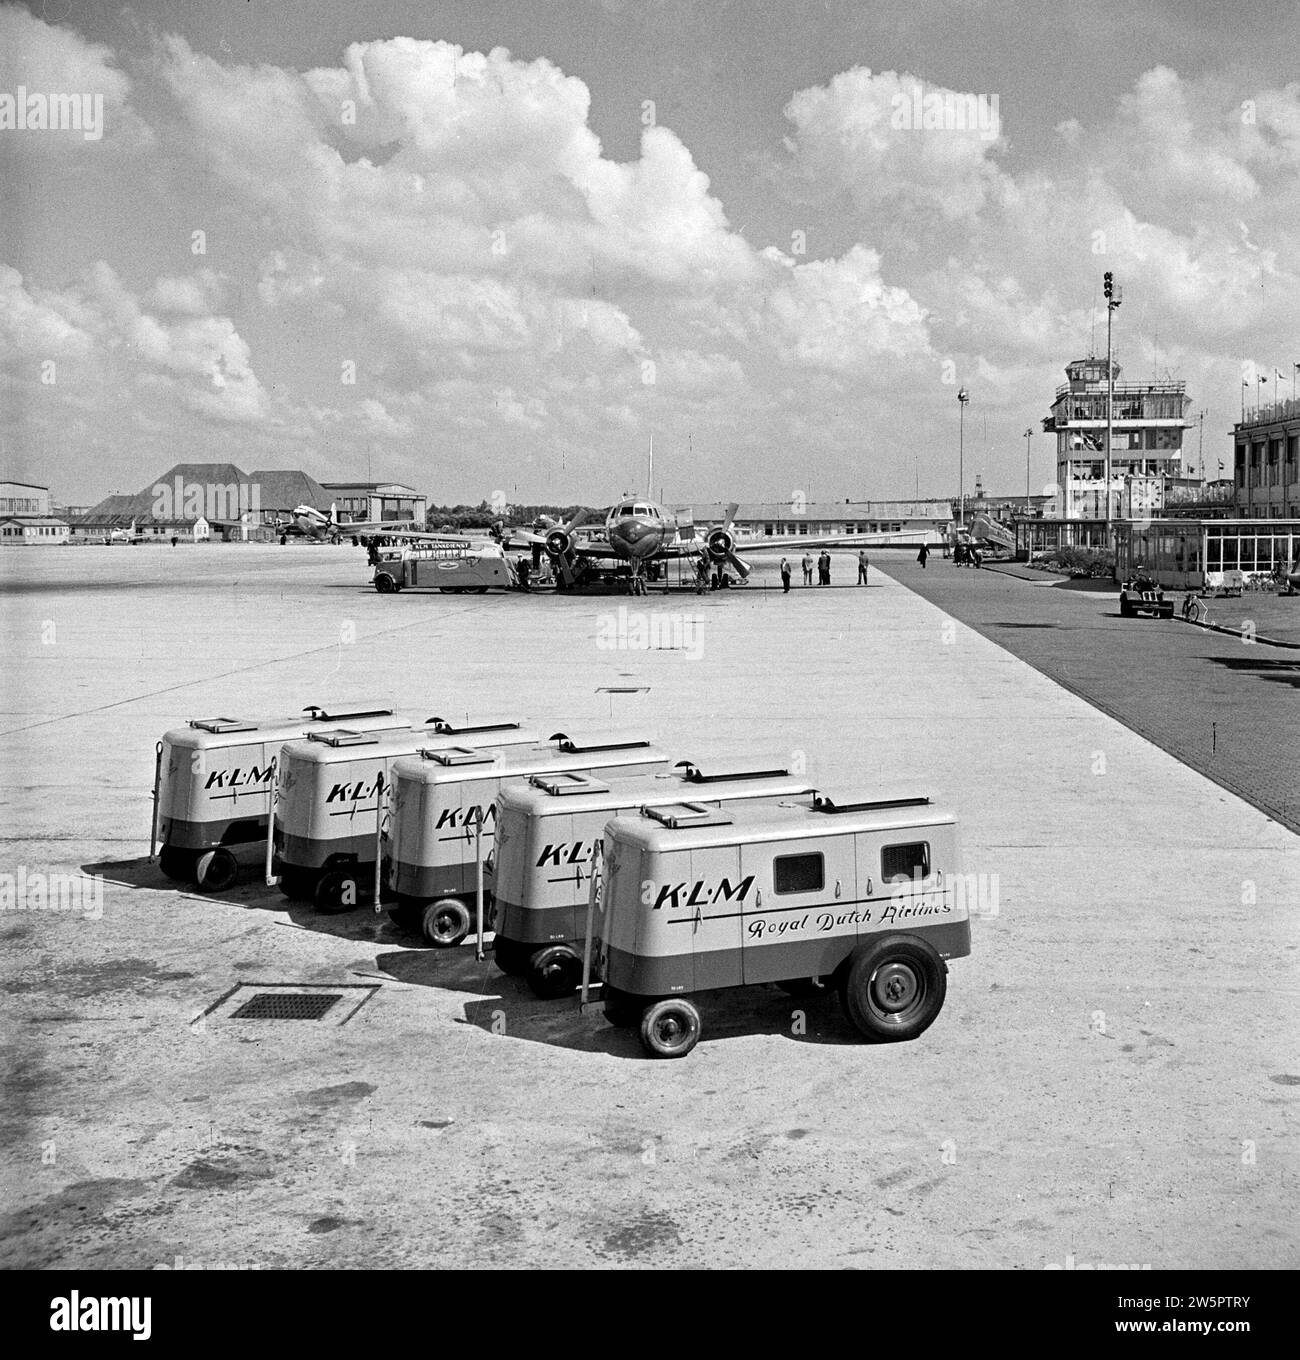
[683,500,949,543]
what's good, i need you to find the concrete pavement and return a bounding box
[1,545,1296,1268]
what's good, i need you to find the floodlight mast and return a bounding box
[1103,272,1122,532]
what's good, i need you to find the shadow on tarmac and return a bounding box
[371,944,861,1057]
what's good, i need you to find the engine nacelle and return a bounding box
[545,528,572,558]
[706,527,734,561]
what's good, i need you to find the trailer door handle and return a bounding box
[867,878,873,896]
[835,879,842,898]
[755,888,762,907]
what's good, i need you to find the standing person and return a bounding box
[917,542,929,568]
[857,549,870,584]
[802,552,813,586]
[780,557,792,593]
[819,550,831,585]
[695,554,710,595]
[972,547,983,569]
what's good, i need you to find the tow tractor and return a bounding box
[1118,574,1174,618]
[579,790,971,1058]
[492,757,815,997]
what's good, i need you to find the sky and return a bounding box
[2,0,1299,508]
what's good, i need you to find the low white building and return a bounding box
[0,515,70,544]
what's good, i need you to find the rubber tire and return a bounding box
[194,847,239,894]
[602,985,642,1028]
[1119,599,1134,617]
[421,898,472,948]
[527,945,582,1000]
[277,865,314,901]
[492,936,531,977]
[639,998,702,1058]
[314,867,364,914]
[841,934,946,1044]
[159,845,196,883]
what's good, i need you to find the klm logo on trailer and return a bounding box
[643,875,755,910]
[536,839,594,868]
[326,777,385,805]
[435,803,496,831]
[203,766,274,791]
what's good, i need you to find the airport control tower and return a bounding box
[1042,358,1192,519]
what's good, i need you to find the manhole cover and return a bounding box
[196,982,380,1029]
[232,992,341,1021]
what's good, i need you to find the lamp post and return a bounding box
[1023,427,1033,513]
[1103,271,1121,531]
[957,387,969,526]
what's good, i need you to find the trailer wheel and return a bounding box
[277,865,313,901]
[159,845,196,883]
[842,935,946,1043]
[314,868,363,914]
[602,985,641,1028]
[374,572,398,593]
[1119,597,1134,617]
[194,848,239,894]
[639,998,701,1058]
[421,898,471,948]
[527,945,581,1000]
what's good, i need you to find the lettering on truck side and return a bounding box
[536,840,595,868]
[203,766,274,791]
[642,876,755,910]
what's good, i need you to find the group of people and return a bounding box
[951,542,982,568]
[777,549,870,592]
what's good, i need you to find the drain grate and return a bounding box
[232,992,341,1021]
[196,982,380,1030]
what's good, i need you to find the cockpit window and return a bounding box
[616,503,635,518]
[634,504,649,516]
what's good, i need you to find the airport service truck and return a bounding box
[384,733,670,948]
[585,790,970,1058]
[152,703,398,892]
[492,758,814,998]
[373,541,514,593]
[268,717,539,911]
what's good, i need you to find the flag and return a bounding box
[1276,368,1287,381]
[1259,374,1268,384]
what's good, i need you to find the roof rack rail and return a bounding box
[306,704,395,720]
[428,717,524,734]
[677,757,792,783]
[550,729,652,754]
[811,791,931,814]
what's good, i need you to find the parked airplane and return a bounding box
[533,500,750,590]
[107,519,145,544]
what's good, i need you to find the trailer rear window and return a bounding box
[882,841,930,882]
[774,852,824,894]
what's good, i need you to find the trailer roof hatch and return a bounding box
[307,728,383,747]
[530,772,612,795]
[641,801,734,829]
[422,746,497,766]
[189,718,258,733]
